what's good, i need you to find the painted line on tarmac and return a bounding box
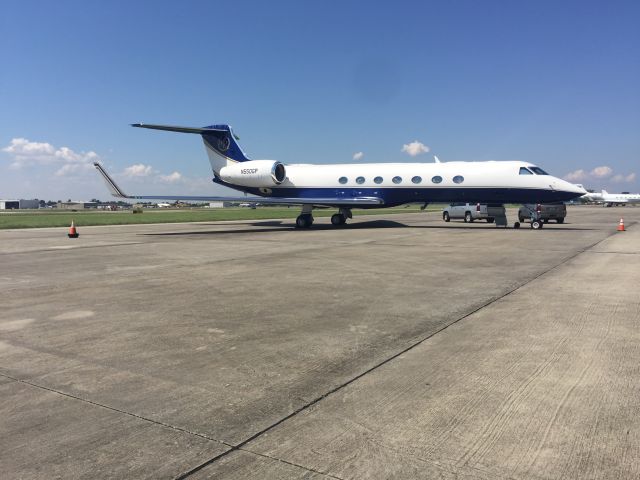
[0,242,145,256]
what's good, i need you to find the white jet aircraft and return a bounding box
[94,123,585,228]
[600,190,640,207]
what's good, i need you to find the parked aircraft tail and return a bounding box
[131,123,250,174]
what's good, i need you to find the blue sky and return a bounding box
[1,0,639,200]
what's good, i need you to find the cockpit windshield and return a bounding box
[519,167,533,175]
[529,166,549,175]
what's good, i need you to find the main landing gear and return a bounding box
[296,214,314,228]
[295,207,352,228]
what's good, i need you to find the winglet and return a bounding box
[434,155,441,163]
[93,162,129,198]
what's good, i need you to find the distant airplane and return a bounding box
[157,202,171,208]
[576,185,604,203]
[600,190,640,207]
[94,123,585,228]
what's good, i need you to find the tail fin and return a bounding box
[602,189,608,195]
[132,123,251,174]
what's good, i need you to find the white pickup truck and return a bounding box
[442,203,503,223]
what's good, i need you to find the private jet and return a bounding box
[600,190,640,207]
[94,123,586,228]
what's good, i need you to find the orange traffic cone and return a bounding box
[68,220,79,238]
[617,218,625,232]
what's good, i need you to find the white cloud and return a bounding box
[55,163,95,177]
[352,151,364,161]
[611,172,636,183]
[158,171,182,183]
[564,169,588,182]
[2,137,99,171]
[590,166,613,178]
[401,140,430,157]
[123,163,153,177]
[564,165,637,186]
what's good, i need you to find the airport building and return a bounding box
[56,201,99,210]
[0,199,40,209]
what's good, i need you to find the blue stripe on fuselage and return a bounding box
[212,177,577,205]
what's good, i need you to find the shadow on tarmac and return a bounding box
[142,219,597,236]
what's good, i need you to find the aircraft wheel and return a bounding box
[443,212,450,222]
[531,219,543,229]
[331,213,346,226]
[296,215,313,228]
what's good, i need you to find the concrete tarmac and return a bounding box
[1,206,638,479]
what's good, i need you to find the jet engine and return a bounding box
[218,160,286,187]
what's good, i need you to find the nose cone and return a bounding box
[567,182,587,195]
[556,179,587,200]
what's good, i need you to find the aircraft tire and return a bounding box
[331,213,346,226]
[296,215,313,228]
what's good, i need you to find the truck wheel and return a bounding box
[443,212,450,222]
[557,218,564,224]
[518,217,524,223]
[487,217,494,223]
[531,220,543,229]
[514,222,521,229]
[464,212,473,223]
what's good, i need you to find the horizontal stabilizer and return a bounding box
[131,124,227,134]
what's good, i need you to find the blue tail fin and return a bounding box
[131,123,251,174]
[200,124,250,163]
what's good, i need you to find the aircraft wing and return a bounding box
[93,163,384,207]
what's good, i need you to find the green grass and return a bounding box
[0,206,441,229]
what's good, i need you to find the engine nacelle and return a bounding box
[219,160,286,187]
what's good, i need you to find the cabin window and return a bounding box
[530,167,549,175]
[411,176,422,184]
[374,176,383,184]
[392,176,402,184]
[339,177,348,184]
[356,176,365,184]
[453,175,464,184]
[519,167,533,175]
[431,175,443,184]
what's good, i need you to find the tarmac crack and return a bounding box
[172,231,618,479]
[0,371,232,449]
